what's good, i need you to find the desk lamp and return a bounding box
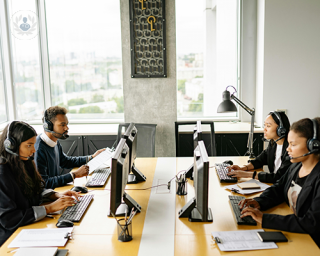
[217,85,256,160]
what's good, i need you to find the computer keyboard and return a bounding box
[228,195,257,225]
[86,168,111,187]
[215,163,237,183]
[59,194,94,222]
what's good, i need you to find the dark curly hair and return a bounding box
[290,117,320,158]
[0,121,44,198]
[42,106,68,124]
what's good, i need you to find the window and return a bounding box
[176,0,239,119]
[0,32,7,124]
[45,0,123,120]
[7,0,44,121]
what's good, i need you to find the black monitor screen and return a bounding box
[109,138,130,214]
[193,121,202,149]
[123,123,138,170]
[193,140,210,220]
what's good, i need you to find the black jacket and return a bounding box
[254,161,320,247]
[250,140,291,183]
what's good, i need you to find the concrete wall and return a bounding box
[120,0,177,157]
[255,0,320,125]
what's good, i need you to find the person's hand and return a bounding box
[227,165,242,172]
[227,170,253,178]
[44,196,77,214]
[59,190,81,201]
[92,148,106,158]
[241,207,263,223]
[238,198,260,210]
[73,165,89,178]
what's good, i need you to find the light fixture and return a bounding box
[217,86,256,160]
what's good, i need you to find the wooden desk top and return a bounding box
[0,157,318,255]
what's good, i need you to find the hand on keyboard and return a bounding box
[44,195,78,214]
[227,170,252,178]
[238,198,260,210]
[240,207,263,224]
[59,190,81,201]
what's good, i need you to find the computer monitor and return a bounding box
[123,123,147,184]
[108,138,141,216]
[178,140,213,222]
[185,120,202,179]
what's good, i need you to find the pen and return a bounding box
[46,215,54,219]
[214,236,222,244]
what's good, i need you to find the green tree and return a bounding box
[188,93,203,112]
[79,106,104,113]
[177,79,186,94]
[68,98,87,106]
[69,109,77,114]
[91,94,104,103]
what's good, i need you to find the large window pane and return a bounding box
[7,0,44,121]
[45,0,123,120]
[176,0,239,119]
[0,32,7,124]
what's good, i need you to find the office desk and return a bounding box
[0,157,318,255]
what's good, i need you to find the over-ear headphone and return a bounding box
[43,109,54,132]
[271,111,286,137]
[307,119,320,152]
[4,121,18,153]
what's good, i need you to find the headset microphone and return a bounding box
[261,137,270,142]
[285,150,317,161]
[274,135,285,143]
[44,128,69,140]
[5,148,34,160]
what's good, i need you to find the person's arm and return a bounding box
[258,152,292,183]
[34,147,73,189]
[249,145,270,170]
[58,143,88,169]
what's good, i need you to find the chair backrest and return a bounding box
[117,123,157,157]
[175,121,216,157]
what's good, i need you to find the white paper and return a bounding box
[225,179,270,195]
[211,229,278,251]
[87,148,113,174]
[14,247,58,256]
[8,228,73,248]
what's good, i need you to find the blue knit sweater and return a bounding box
[34,135,87,189]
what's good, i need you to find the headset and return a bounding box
[271,111,287,138]
[43,109,54,132]
[307,119,320,152]
[43,109,69,140]
[4,121,34,160]
[287,118,320,160]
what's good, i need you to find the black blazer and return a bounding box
[250,140,291,183]
[254,161,320,247]
[0,163,42,246]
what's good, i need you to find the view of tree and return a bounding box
[68,98,87,106]
[91,94,104,103]
[79,106,104,113]
[177,79,186,94]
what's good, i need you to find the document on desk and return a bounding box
[211,229,278,251]
[87,148,113,174]
[8,228,73,248]
[225,179,270,195]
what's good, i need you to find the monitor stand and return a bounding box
[185,163,194,180]
[107,192,142,217]
[178,197,213,222]
[127,163,147,184]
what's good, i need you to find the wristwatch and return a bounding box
[252,171,257,179]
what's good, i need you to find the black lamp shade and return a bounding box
[217,90,237,113]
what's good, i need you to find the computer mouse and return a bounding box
[223,160,233,165]
[71,186,88,193]
[56,219,74,228]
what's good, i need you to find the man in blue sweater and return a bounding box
[34,106,105,189]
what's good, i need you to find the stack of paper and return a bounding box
[211,229,278,251]
[14,247,58,256]
[87,147,113,174]
[225,179,270,195]
[8,228,73,248]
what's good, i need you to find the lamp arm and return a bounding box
[230,95,254,115]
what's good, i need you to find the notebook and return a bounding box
[257,231,288,242]
[237,182,261,189]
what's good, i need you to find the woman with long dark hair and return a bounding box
[0,121,79,246]
[239,117,320,247]
[227,111,291,183]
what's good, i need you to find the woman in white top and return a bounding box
[227,111,291,183]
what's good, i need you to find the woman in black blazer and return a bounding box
[227,111,291,183]
[240,117,320,247]
[0,121,80,246]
